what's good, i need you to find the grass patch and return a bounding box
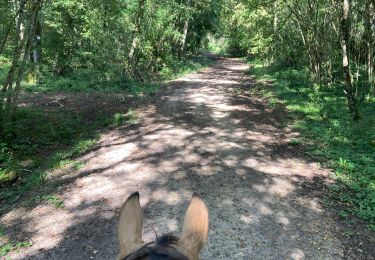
[0,241,32,257]
[288,138,301,146]
[0,224,32,257]
[41,195,65,208]
[72,161,86,170]
[0,108,103,213]
[113,109,139,127]
[249,62,375,228]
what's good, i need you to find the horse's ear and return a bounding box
[178,194,209,258]
[118,192,144,259]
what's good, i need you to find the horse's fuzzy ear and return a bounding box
[118,192,144,259]
[178,194,209,258]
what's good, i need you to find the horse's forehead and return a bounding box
[170,244,197,260]
[123,244,191,260]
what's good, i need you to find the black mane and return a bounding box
[123,234,188,260]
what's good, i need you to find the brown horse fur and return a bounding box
[118,192,209,260]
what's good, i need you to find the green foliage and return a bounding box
[0,57,10,82]
[22,56,212,93]
[41,195,64,208]
[228,3,274,58]
[0,170,14,183]
[251,62,375,226]
[288,139,301,146]
[32,0,221,82]
[219,0,375,108]
[203,34,229,55]
[73,161,85,170]
[113,109,139,127]
[0,240,32,256]
[0,142,18,188]
[0,107,102,210]
[125,81,159,98]
[26,67,126,92]
[0,243,13,257]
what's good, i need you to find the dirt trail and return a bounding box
[2,58,372,259]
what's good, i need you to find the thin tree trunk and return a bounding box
[2,0,43,129]
[0,0,26,129]
[2,0,26,92]
[31,17,42,63]
[179,0,191,57]
[1,0,26,131]
[273,0,279,61]
[364,1,374,96]
[128,37,139,61]
[10,0,43,121]
[128,0,145,63]
[273,1,279,37]
[338,0,360,120]
[179,18,189,57]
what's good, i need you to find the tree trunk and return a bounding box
[179,0,191,57]
[364,1,374,96]
[1,0,43,130]
[30,16,42,63]
[338,0,360,120]
[10,1,42,121]
[128,0,145,63]
[128,37,139,61]
[273,0,279,61]
[2,0,26,93]
[1,0,26,131]
[179,18,189,57]
[273,1,279,37]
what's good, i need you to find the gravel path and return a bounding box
[1,58,372,259]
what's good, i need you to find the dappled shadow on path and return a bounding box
[1,58,371,259]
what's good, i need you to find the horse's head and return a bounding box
[118,192,209,260]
